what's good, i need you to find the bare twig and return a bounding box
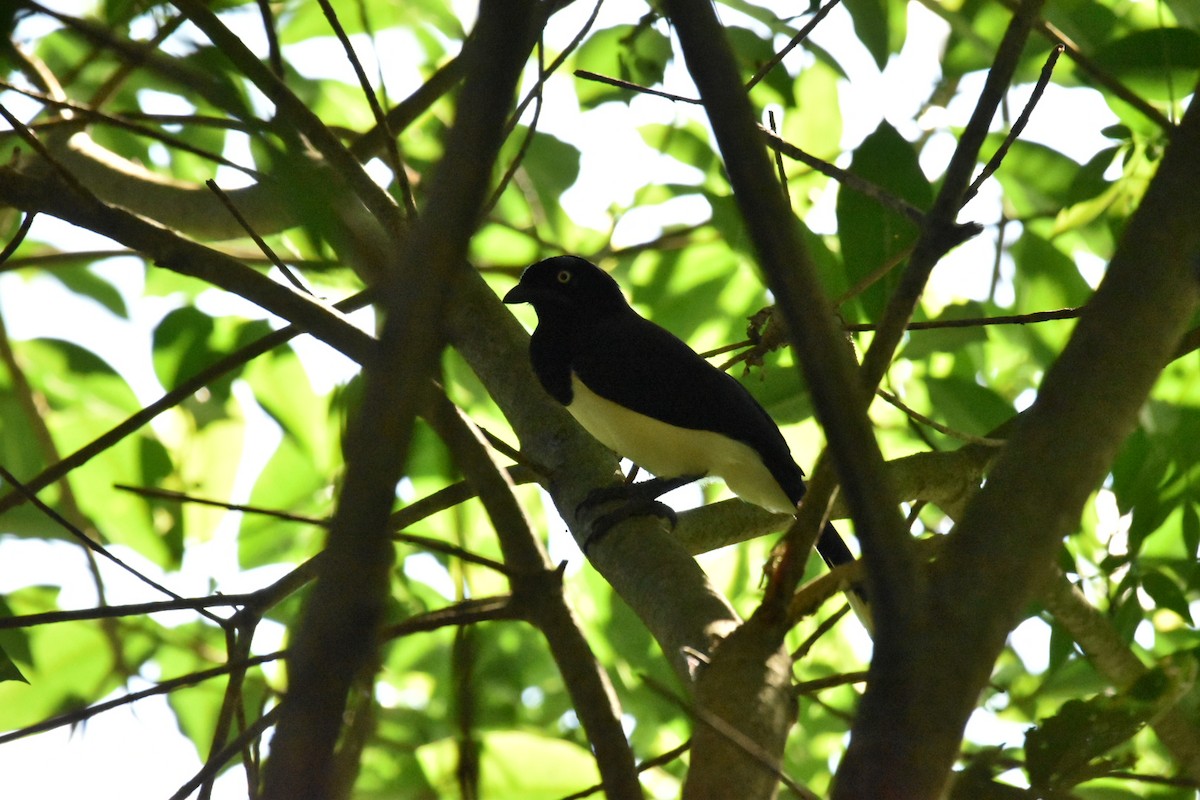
[0,290,371,517]
[964,44,1064,205]
[768,110,791,206]
[170,704,283,800]
[643,674,820,800]
[791,604,851,661]
[0,212,34,267]
[316,0,415,218]
[205,179,313,294]
[0,651,284,746]
[846,305,1084,332]
[793,671,869,695]
[485,38,546,215]
[875,388,1007,447]
[0,463,211,613]
[112,481,517,573]
[574,69,701,104]
[380,596,520,640]
[0,595,256,630]
[745,0,844,91]
[558,740,693,800]
[762,128,928,226]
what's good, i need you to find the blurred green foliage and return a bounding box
[0,0,1197,796]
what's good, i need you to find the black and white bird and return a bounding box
[503,254,855,576]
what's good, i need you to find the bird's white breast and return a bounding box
[567,374,794,513]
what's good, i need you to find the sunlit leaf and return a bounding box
[1092,28,1200,101]
[836,122,930,321]
[574,24,673,108]
[416,731,600,799]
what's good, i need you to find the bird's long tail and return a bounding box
[816,520,874,633]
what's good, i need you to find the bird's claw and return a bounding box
[577,486,683,554]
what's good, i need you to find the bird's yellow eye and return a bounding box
[556,270,572,284]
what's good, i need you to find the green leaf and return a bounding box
[0,620,116,731]
[1025,663,1193,792]
[574,25,673,109]
[902,302,990,359]
[416,731,601,799]
[1025,696,1143,791]
[1042,0,1120,54]
[925,376,1014,437]
[639,122,718,175]
[1141,569,1193,623]
[152,305,218,390]
[842,0,896,69]
[46,265,129,318]
[989,139,1082,218]
[726,26,791,101]
[1183,502,1200,560]
[0,642,27,684]
[1092,28,1200,101]
[516,132,582,236]
[785,60,843,159]
[280,0,463,43]
[1012,232,1093,310]
[1166,0,1200,28]
[0,596,29,684]
[836,122,930,321]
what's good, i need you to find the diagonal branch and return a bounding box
[259,4,541,795]
[423,388,642,798]
[837,80,1200,797]
[660,2,912,797]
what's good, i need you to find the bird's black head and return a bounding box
[503,255,629,317]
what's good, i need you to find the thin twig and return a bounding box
[0,651,285,746]
[998,0,1175,132]
[170,704,283,800]
[745,0,844,90]
[0,212,34,267]
[768,110,791,206]
[964,44,1064,205]
[875,388,1008,447]
[485,37,546,215]
[0,101,95,198]
[763,128,928,225]
[0,287,374,517]
[557,740,693,800]
[854,305,1084,332]
[793,670,870,695]
[641,675,820,800]
[0,463,218,615]
[835,244,915,307]
[172,0,407,241]
[203,616,260,800]
[574,69,702,104]
[379,596,520,640]
[316,0,415,218]
[112,481,516,573]
[86,12,188,110]
[254,0,285,78]
[0,595,256,630]
[791,604,851,661]
[508,0,605,135]
[205,179,313,294]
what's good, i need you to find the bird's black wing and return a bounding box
[572,311,805,497]
[573,311,856,571]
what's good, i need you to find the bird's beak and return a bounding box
[503,284,530,304]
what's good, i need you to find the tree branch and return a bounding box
[422,388,642,798]
[259,4,541,795]
[660,1,911,796]
[840,81,1200,797]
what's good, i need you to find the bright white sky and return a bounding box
[0,0,1129,796]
